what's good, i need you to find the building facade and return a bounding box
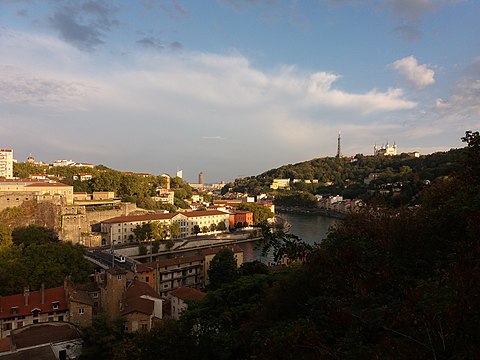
[101,210,230,245]
[136,255,204,297]
[0,285,69,339]
[0,149,13,179]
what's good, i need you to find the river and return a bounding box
[238,212,339,264]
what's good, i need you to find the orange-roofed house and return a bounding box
[121,280,164,332]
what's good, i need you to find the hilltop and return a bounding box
[225,148,464,207]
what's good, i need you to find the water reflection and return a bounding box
[237,212,339,263]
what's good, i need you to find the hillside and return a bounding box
[226,148,464,206]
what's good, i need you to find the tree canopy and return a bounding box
[207,249,239,290]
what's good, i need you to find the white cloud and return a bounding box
[391,56,435,89]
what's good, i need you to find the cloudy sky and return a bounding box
[1,0,479,182]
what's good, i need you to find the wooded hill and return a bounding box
[226,148,464,206]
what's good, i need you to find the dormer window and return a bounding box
[31,309,40,318]
[52,302,59,310]
[10,307,18,315]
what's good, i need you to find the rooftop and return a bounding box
[170,287,206,301]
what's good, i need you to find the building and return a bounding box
[154,188,175,205]
[374,142,397,156]
[73,173,93,181]
[0,179,74,206]
[98,268,127,319]
[0,285,69,339]
[0,323,83,359]
[136,255,204,297]
[101,213,180,245]
[270,178,290,190]
[121,280,164,332]
[198,172,204,186]
[0,149,13,179]
[52,159,76,167]
[100,210,230,244]
[229,210,254,229]
[169,287,205,320]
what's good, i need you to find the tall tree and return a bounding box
[207,249,239,290]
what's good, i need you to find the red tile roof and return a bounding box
[0,286,68,320]
[121,280,162,316]
[12,323,81,349]
[102,213,177,224]
[183,210,228,217]
[25,182,70,187]
[170,287,205,301]
[136,255,203,273]
[201,245,243,256]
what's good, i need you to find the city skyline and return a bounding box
[1,1,479,182]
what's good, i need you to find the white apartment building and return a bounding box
[0,149,14,179]
[101,210,230,245]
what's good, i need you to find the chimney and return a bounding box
[23,286,29,306]
[41,283,45,304]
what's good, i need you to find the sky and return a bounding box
[1,0,479,183]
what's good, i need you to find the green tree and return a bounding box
[81,315,126,360]
[0,224,13,248]
[239,261,269,276]
[216,221,227,231]
[207,249,239,290]
[151,222,169,241]
[12,224,58,247]
[133,223,152,241]
[138,244,148,256]
[236,203,273,224]
[209,223,217,232]
[193,225,201,236]
[170,222,181,239]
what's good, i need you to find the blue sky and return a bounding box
[1,0,479,183]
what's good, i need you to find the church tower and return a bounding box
[336,131,341,158]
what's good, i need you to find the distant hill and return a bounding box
[227,149,465,205]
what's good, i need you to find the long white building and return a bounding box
[0,149,13,179]
[100,210,230,245]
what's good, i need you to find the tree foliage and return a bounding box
[11,224,58,246]
[236,203,273,224]
[0,240,92,295]
[207,249,239,290]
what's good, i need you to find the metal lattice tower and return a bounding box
[336,131,341,158]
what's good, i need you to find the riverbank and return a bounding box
[276,205,346,219]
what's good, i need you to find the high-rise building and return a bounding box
[176,169,183,179]
[198,172,204,185]
[0,149,13,179]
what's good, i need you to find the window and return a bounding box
[58,315,64,321]
[17,321,23,328]
[92,292,98,298]
[52,302,59,310]
[78,308,84,315]
[145,276,149,283]
[48,317,54,322]
[2,323,12,331]
[10,307,18,315]
[32,309,40,318]
[117,275,122,280]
